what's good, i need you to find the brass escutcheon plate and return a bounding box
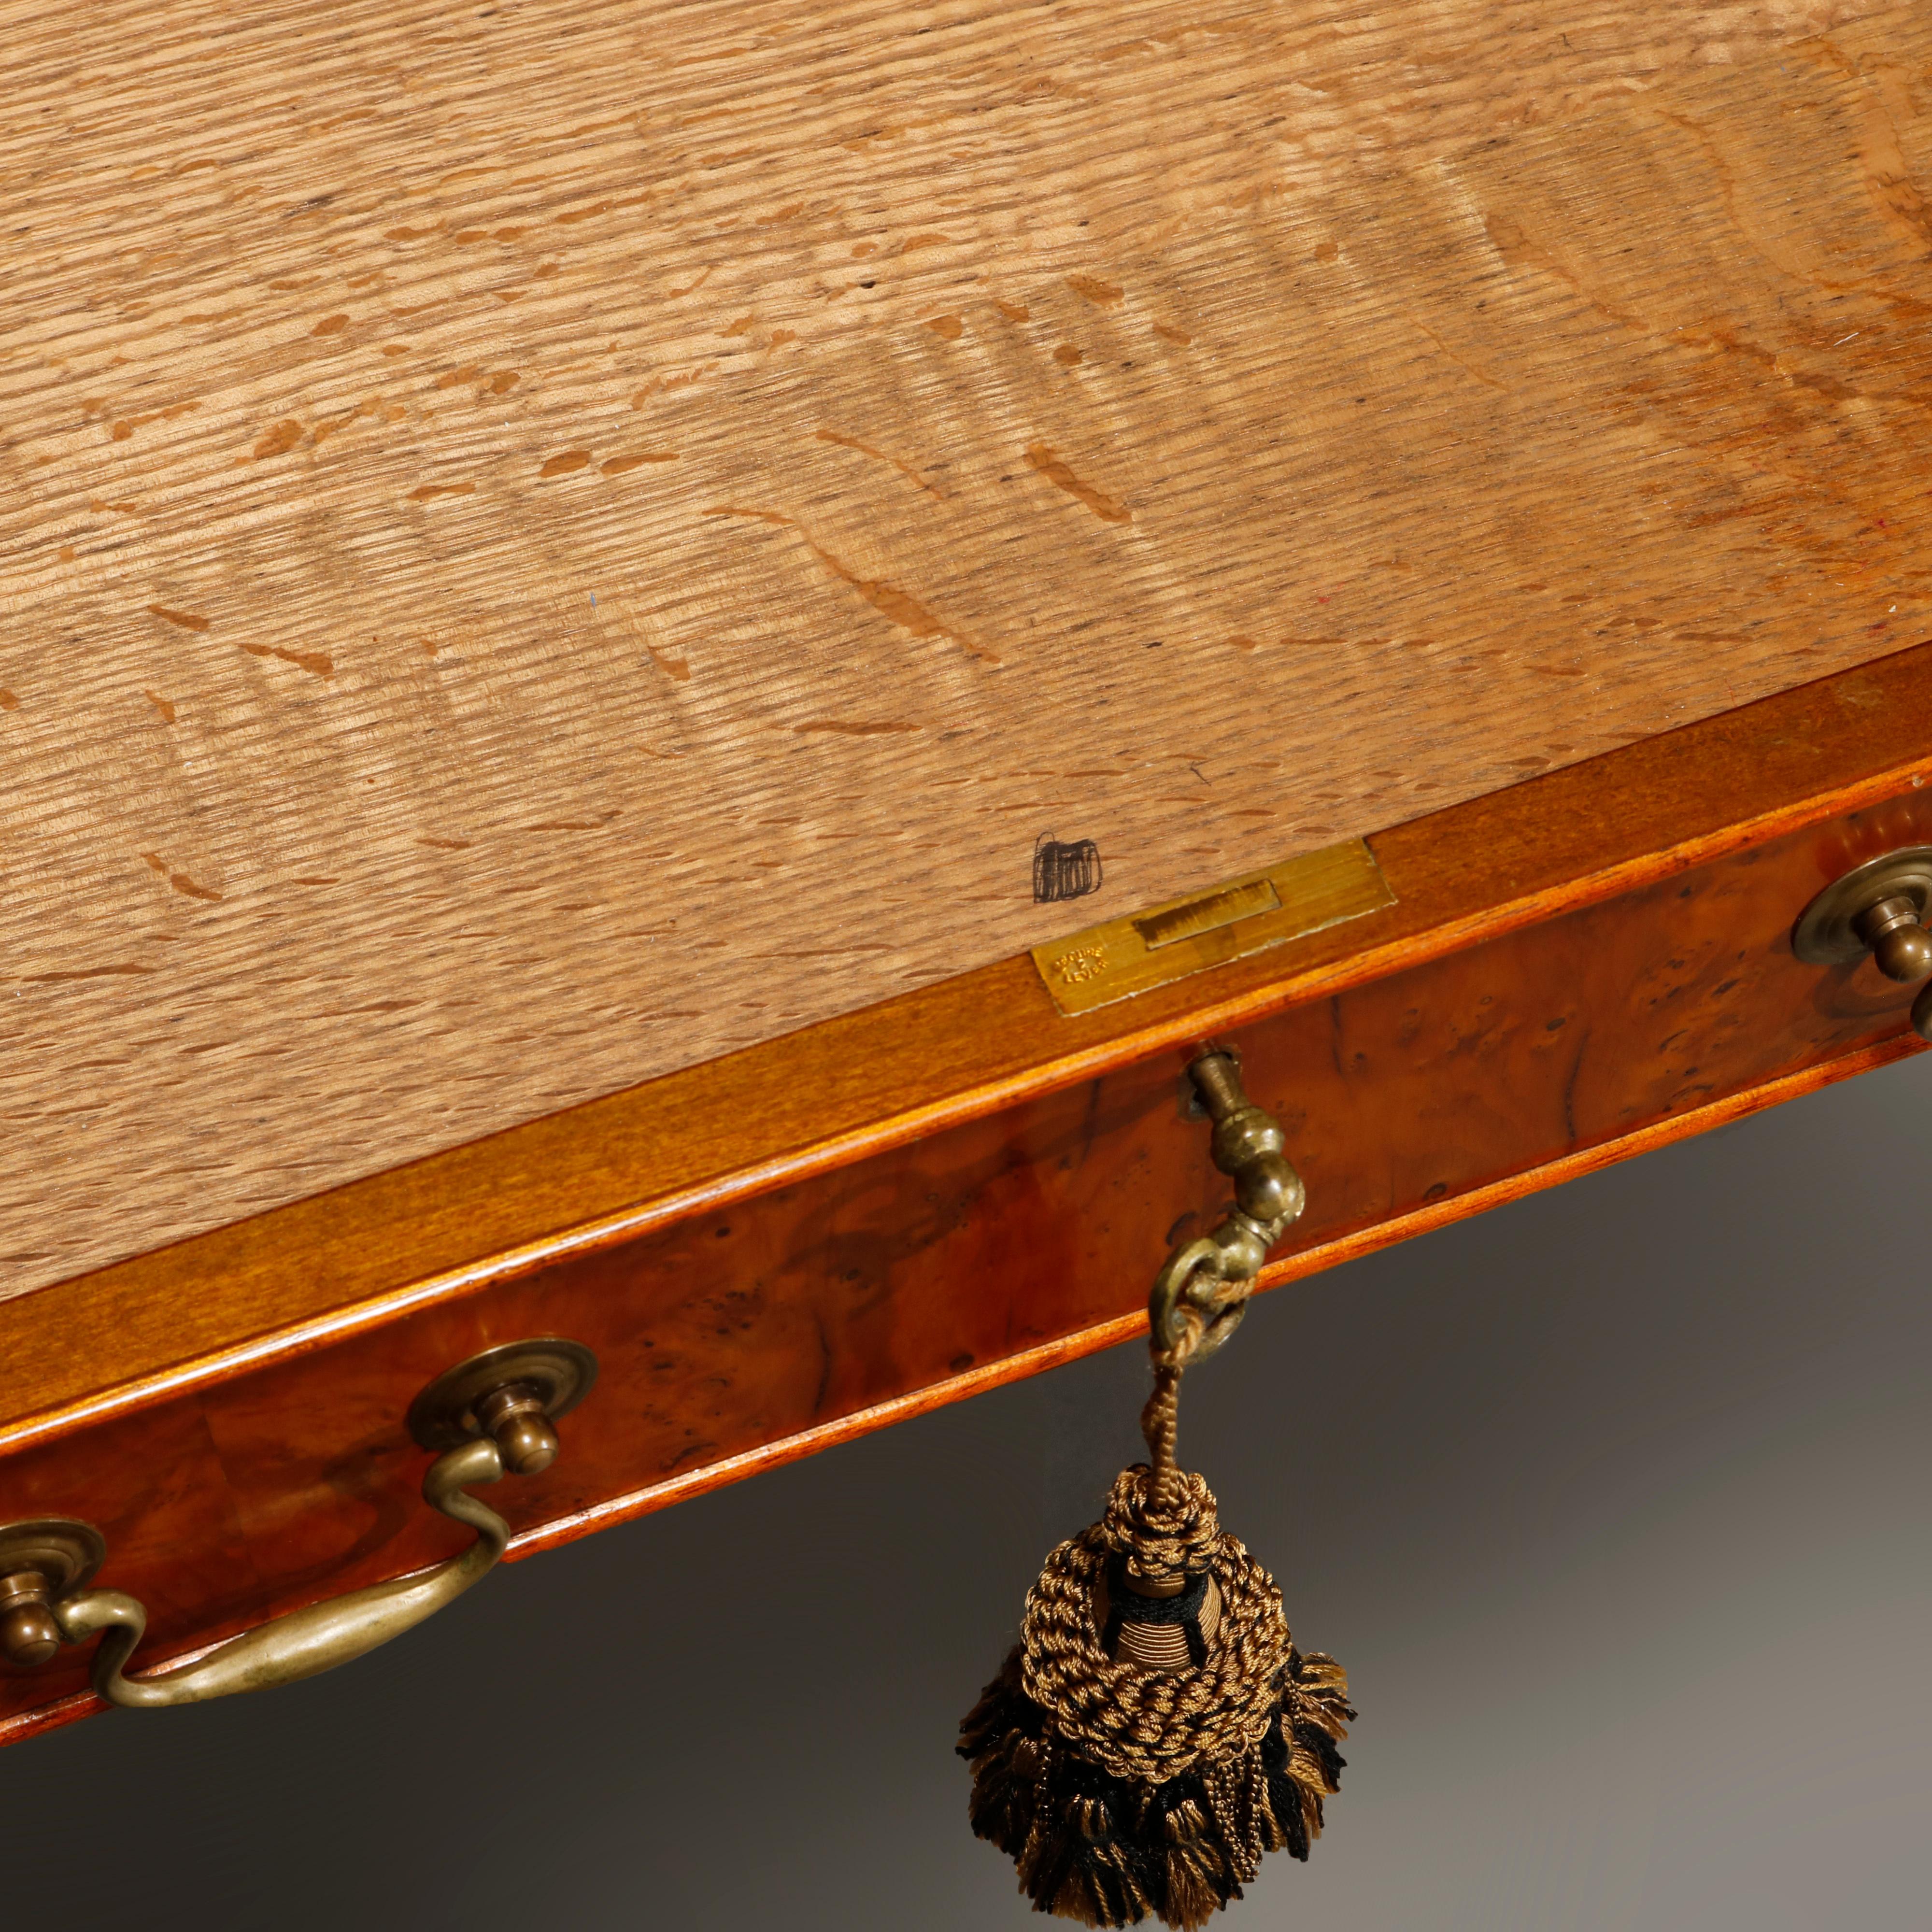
[0,1519,106,1601]
[406,1338,599,1452]
[1030,838,1396,1016]
[1792,846,1932,964]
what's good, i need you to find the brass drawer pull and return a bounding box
[0,1339,595,1705]
[1793,847,1932,1041]
[1148,1051,1306,1367]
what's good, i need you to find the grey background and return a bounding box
[2,1054,1927,1929]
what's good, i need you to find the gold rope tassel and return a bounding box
[958,1051,1353,1929]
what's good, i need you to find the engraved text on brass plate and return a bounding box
[1031,839,1396,1016]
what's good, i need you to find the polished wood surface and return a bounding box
[5,0,1931,1288]
[4,640,1929,1454]
[1,647,1926,1744]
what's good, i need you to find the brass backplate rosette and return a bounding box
[406,1338,599,1452]
[1792,846,1932,965]
[0,1518,106,1602]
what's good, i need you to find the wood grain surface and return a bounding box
[1,743,1925,1747]
[4,0,1931,1289]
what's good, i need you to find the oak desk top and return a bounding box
[5,0,1929,1293]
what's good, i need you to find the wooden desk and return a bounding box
[1,0,1927,1740]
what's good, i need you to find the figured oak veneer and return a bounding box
[5,0,1932,1287]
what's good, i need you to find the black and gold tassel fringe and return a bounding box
[960,1636,1352,1929]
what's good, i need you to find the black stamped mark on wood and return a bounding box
[1034,832,1103,904]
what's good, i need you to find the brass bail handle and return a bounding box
[0,1338,596,1706]
[1148,1050,1306,1369]
[1792,846,1932,1042]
